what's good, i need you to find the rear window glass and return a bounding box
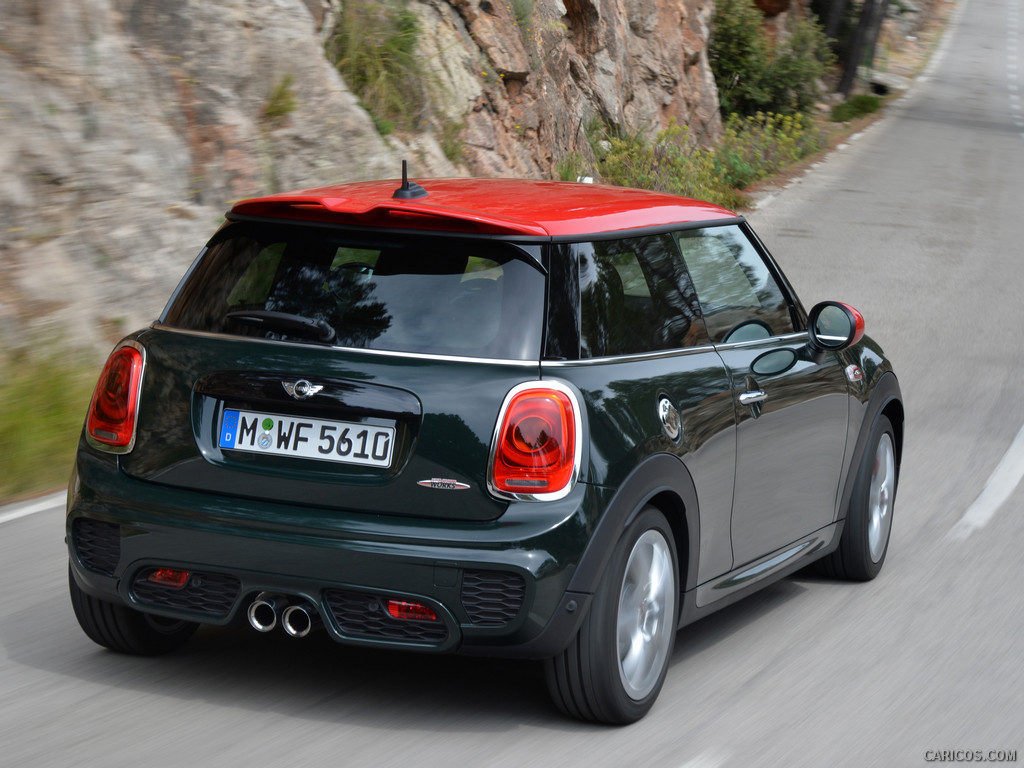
[162,221,545,360]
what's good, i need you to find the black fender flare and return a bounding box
[836,370,904,523]
[567,453,701,596]
[494,453,701,659]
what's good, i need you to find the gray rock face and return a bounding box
[0,0,720,358]
[420,0,721,178]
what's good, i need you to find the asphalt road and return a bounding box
[3,0,1023,764]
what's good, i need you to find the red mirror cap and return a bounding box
[841,303,866,346]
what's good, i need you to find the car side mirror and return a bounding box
[807,301,865,358]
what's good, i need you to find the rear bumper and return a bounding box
[67,452,611,659]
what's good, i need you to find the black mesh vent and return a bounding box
[461,570,526,626]
[72,519,122,576]
[323,589,448,644]
[131,570,241,618]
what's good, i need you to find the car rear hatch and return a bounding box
[117,219,546,523]
[119,332,537,522]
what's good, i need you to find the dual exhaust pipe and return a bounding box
[247,593,321,638]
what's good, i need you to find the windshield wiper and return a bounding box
[227,310,337,344]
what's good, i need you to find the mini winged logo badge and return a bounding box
[282,379,324,400]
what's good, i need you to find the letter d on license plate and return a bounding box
[219,409,395,468]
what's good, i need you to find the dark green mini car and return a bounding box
[68,174,903,723]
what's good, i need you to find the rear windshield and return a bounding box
[161,221,545,360]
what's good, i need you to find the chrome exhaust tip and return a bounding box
[247,592,285,633]
[281,602,320,638]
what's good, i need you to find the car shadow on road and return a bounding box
[3,574,824,733]
[669,577,810,666]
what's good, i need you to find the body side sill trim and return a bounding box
[693,523,839,609]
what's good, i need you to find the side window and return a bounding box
[330,247,379,272]
[577,234,707,358]
[608,251,652,298]
[674,225,795,343]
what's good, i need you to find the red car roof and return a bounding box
[229,178,738,237]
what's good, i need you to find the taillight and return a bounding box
[86,344,144,450]
[489,383,580,500]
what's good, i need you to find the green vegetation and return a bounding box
[830,93,882,122]
[583,112,824,209]
[0,352,97,501]
[511,0,533,30]
[263,73,297,125]
[440,120,468,164]
[576,0,836,205]
[510,0,538,50]
[715,111,822,190]
[709,0,833,118]
[325,0,430,135]
[555,152,591,182]
[591,121,745,209]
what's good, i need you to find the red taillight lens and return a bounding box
[386,599,438,622]
[491,386,578,497]
[86,346,143,449]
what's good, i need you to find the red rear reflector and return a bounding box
[491,386,578,497]
[147,569,190,589]
[386,599,438,622]
[86,345,144,449]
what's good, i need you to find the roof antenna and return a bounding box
[392,160,428,200]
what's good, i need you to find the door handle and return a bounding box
[738,390,767,406]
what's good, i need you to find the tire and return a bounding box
[545,506,679,724]
[817,415,897,581]
[69,565,198,655]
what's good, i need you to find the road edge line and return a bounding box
[948,423,1024,540]
[0,490,66,525]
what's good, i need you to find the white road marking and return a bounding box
[1011,3,1022,139]
[949,423,1024,540]
[0,490,65,525]
[678,752,729,768]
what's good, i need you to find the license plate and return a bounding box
[219,409,395,467]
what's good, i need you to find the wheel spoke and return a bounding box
[626,542,654,589]
[617,584,639,646]
[616,528,676,701]
[867,433,895,562]
[648,547,670,602]
[619,631,646,683]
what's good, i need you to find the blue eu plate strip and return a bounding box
[219,410,240,448]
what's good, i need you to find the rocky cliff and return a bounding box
[1,0,721,358]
